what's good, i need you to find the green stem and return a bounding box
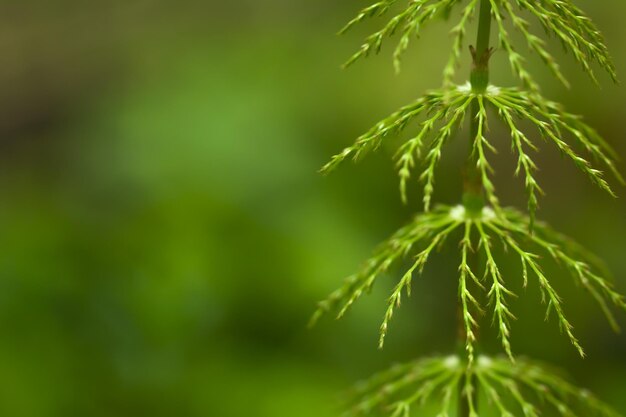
[460,1,493,416]
[471,0,493,92]
[463,0,492,214]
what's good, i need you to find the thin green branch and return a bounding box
[471,95,500,211]
[501,0,569,88]
[344,355,621,417]
[499,208,626,332]
[444,0,480,86]
[514,0,618,84]
[420,95,474,211]
[488,87,620,201]
[310,206,458,337]
[322,83,621,217]
[458,221,482,364]
[341,0,463,72]
[484,220,585,357]
[476,221,516,359]
[380,219,462,347]
[489,0,539,91]
[313,203,626,357]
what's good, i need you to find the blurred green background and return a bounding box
[0,1,625,416]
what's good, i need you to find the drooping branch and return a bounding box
[322,84,621,225]
[311,205,626,355]
[344,355,621,417]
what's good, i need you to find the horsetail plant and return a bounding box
[313,0,626,416]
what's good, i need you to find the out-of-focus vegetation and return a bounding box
[0,1,624,416]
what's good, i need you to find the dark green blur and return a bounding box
[0,1,624,416]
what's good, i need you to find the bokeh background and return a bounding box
[0,1,625,416]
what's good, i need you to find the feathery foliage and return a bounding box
[344,355,620,417]
[341,0,617,85]
[319,0,624,415]
[321,84,622,225]
[311,205,626,360]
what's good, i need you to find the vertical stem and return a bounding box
[463,0,492,214]
[471,0,493,92]
[460,1,493,416]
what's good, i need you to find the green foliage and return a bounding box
[340,0,469,74]
[311,205,626,360]
[488,87,623,225]
[512,0,617,85]
[321,84,621,225]
[341,0,617,85]
[320,0,625,415]
[344,355,620,417]
[309,205,460,345]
